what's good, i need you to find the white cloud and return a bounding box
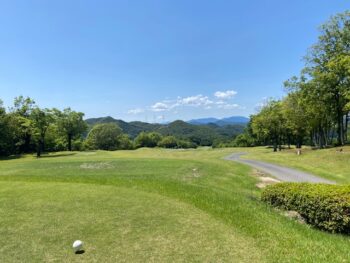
[129,91,243,116]
[214,90,237,100]
[177,95,213,107]
[215,100,240,110]
[151,102,170,112]
[150,95,213,112]
[217,103,239,109]
[127,108,144,114]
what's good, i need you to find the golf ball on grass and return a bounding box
[72,240,83,253]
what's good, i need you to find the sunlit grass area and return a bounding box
[241,146,350,184]
[1,148,350,262]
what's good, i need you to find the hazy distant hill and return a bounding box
[188,116,249,126]
[85,116,246,145]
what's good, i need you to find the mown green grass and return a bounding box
[241,146,350,184]
[1,182,257,262]
[1,148,350,262]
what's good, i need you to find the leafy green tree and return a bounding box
[118,134,134,150]
[30,107,53,157]
[158,136,178,148]
[251,100,285,152]
[283,78,312,148]
[45,124,66,152]
[9,96,36,153]
[0,100,13,155]
[135,132,162,148]
[55,108,87,151]
[11,96,35,117]
[305,11,350,145]
[0,100,5,117]
[232,133,255,147]
[301,79,334,148]
[176,139,197,149]
[86,123,122,150]
[148,132,163,147]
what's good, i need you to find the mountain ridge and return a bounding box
[85,116,246,145]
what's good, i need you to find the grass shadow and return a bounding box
[1,152,78,161]
[39,152,78,158]
[0,155,23,161]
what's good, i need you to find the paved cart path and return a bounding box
[225,153,335,184]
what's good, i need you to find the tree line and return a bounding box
[85,124,197,150]
[0,96,87,157]
[234,11,350,151]
[0,96,199,157]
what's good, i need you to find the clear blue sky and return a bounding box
[0,1,348,122]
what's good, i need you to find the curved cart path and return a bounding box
[225,153,335,184]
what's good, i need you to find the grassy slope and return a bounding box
[1,182,255,262]
[0,148,349,262]
[240,146,350,184]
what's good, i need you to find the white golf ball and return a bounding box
[72,240,83,252]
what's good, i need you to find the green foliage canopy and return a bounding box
[86,123,123,150]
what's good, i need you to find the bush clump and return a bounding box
[262,183,350,233]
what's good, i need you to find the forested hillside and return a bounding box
[86,117,245,146]
[85,116,163,138]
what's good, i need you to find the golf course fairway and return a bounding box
[0,148,349,262]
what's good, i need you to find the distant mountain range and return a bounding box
[85,116,247,145]
[188,116,249,126]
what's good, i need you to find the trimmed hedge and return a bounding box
[262,183,350,233]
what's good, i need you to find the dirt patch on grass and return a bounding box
[192,168,200,178]
[251,169,280,188]
[182,168,201,181]
[282,210,306,224]
[80,162,114,170]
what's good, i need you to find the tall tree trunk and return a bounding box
[36,140,42,158]
[337,113,344,146]
[273,135,277,152]
[287,134,291,149]
[310,131,314,147]
[273,144,277,152]
[335,91,344,146]
[330,128,335,145]
[296,135,302,149]
[319,125,324,149]
[68,134,72,151]
[41,136,45,153]
[24,133,31,153]
[323,127,329,147]
[344,113,348,143]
